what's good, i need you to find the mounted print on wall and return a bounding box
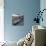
[12,14,24,26]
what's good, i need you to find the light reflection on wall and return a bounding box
[0,0,4,42]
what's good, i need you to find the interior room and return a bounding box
[0,0,46,46]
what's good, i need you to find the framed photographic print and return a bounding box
[12,14,24,26]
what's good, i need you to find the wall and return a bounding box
[40,0,46,26]
[0,0,4,42]
[40,0,46,45]
[4,0,40,42]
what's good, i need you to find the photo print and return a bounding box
[12,14,24,26]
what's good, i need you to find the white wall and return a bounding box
[0,0,4,42]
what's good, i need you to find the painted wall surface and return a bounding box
[0,0,4,42]
[4,0,40,42]
[40,0,46,26]
[40,0,46,44]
